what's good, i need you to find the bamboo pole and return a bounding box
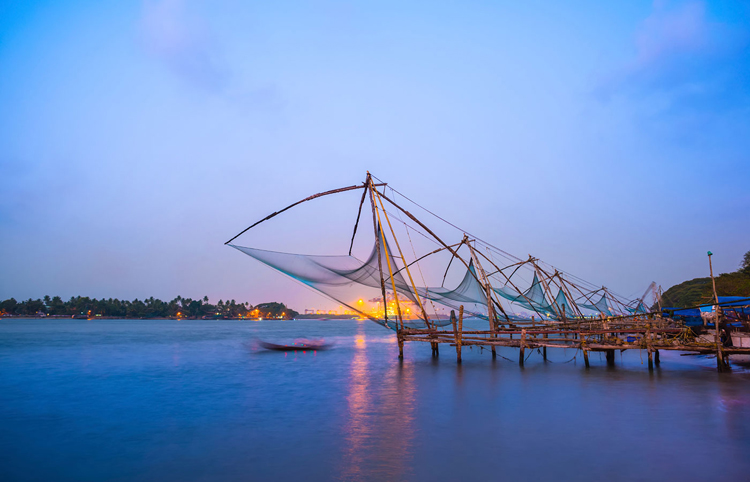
[369,182,404,332]
[366,174,391,331]
[375,191,489,297]
[373,188,431,329]
[474,251,548,322]
[225,182,386,244]
[531,260,565,320]
[348,184,369,255]
[467,240,498,358]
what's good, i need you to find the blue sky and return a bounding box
[1,0,749,310]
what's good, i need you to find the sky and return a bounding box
[1,0,749,310]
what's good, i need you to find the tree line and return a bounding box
[0,296,298,320]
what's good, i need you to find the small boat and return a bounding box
[259,339,332,351]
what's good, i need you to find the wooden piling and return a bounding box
[543,332,547,361]
[397,309,750,371]
[451,307,464,363]
[458,306,464,363]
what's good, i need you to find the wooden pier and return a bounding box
[227,172,750,374]
[400,308,748,372]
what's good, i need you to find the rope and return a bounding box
[392,194,442,325]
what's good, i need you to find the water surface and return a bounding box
[1,319,749,481]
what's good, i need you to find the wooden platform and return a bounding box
[394,309,746,372]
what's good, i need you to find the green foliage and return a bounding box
[743,250,750,271]
[0,296,298,319]
[253,302,298,319]
[662,264,750,308]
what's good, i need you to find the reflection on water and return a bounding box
[340,323,416,481]
[1,319,750,482]
[341,324,371,480]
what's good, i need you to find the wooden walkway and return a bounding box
[395,309,748,372]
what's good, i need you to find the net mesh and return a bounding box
[228,181,649,328]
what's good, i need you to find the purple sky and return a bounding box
[1,0,749,311]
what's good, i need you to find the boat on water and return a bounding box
[259,339,333,351]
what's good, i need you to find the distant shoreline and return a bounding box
[0,314,359,321]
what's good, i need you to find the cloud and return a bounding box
[595,0,750,117]
[631,0,709,71]
[140,0,229,92]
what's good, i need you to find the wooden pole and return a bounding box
[708,251,725,372]
[466,241,498,359]
[367,174,390,330]
[348,184,368,255]
[369,182,404,332]
[543,329,547,361]
[606,349,615,366]
[373,188,432,329]
[458,305,464,363]
[451,308,463,363]
[583,347,590,368]
[225,182,384,244]
[519,329,526,365]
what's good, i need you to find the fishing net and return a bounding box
[231,239,503,329]
[228,178,649,328]
[579,294,614,316]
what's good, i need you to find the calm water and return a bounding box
[1,319,749,482]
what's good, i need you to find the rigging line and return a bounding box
[390,243,460,278]
[474,249,547,321]
[375,175,629,301]
[392,190,443,326]
[374,187,431,328]
[375,189,487,294]
[376,174,618,297]
[441,240,464,288]
[372,175,524,263]
[379,206,444,248]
